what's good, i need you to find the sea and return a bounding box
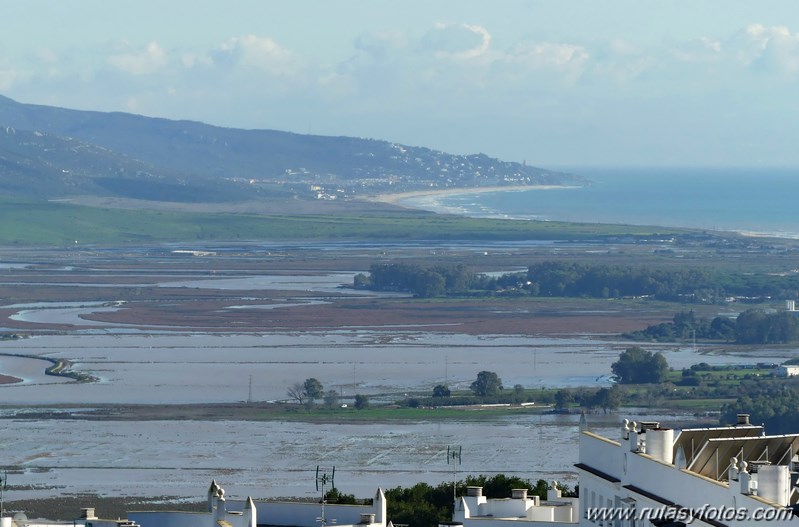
[398,167,799,239]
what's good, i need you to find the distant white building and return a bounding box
[576,414,798,527]
[1,508,137,527]
[128,480,387,527]
[453,484,578,527]
[773,364,799,377]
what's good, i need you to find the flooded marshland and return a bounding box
[0,245,787,502]
[0,410,707,501]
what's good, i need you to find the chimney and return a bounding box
[81,508,97,520]
[359,513,376,524]
[737,414,750,426]
[466,487,483,497]
[511,489,528,500]
[645,428,674,464]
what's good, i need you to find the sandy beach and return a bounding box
[367,185,578,206]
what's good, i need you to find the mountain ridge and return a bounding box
[0,95,586,204]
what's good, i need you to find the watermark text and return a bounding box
[586,505,795,523]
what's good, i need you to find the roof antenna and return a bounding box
[447,445,462,503]
[315,465,336,526]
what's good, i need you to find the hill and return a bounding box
[0,95,586,204]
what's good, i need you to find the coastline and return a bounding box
[368,184,578,206]
[363,178,799,241]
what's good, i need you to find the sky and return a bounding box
[1,0,798,168]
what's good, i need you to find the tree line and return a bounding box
[355,261,799,302]
[624,309,799,344]
[286,377,369,410]
[721,386,799,434]
[385,474,576,527]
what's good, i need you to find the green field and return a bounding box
[0,198,688,246]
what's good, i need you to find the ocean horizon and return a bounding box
[397,166,799,239]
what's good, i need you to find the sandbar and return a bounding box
[0,373,23,384]
[367,185,578,205]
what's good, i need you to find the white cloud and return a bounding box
[513,41,589,69]
[423,23,492,60]
[107,41,168,76]
[180,52,213,69]
[214,35,299,76]
[746,25,799,74]
[354,30,407,59]
[670,37,722,63]
[728,24,799,72]
[0,69,16,90]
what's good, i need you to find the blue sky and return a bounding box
[1,1,798,167]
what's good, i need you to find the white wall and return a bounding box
[248,501,374,527]
[578,430,796,527]
[460,519,573,527]
[128,511,209,527]
[579,432,622,482]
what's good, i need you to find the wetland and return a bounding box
[1,237,798,514]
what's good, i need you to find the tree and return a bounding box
[286,382,307,405]
[324,487,358,504]
[470,371,503,397]
[353,273,371,289]
[611,346,669,384]
[303,378,324,401]
[354,394,369,409]
[323,389,339,409]
[590,386,623,413]
[554,389,572,411]
[432,384,451,397]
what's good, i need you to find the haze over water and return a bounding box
[404,167,799,238]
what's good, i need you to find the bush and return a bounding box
[354,394,369,409]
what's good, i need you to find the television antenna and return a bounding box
[447,445,462,502]
[315,465,336,526]
[0,469,7,519]
[247,375,253,405]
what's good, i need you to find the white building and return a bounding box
[773,364,799,378]
[576,414,798,527]
[1,508,138,527]
[128,480,387,527]
[453,485,578,527]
